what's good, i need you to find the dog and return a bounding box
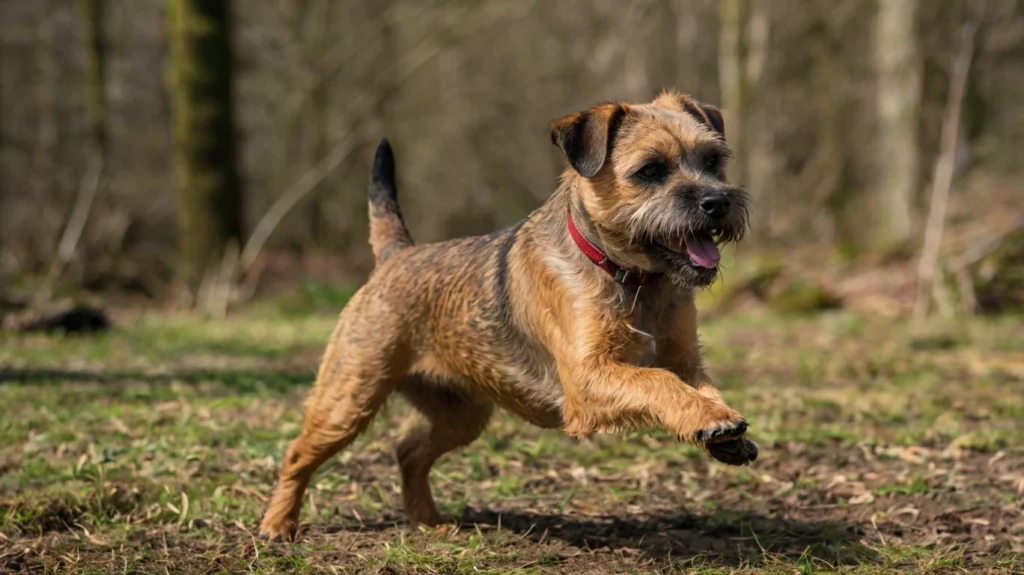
[259,91,757,541]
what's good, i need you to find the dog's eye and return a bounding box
[703,155,721,173]
[635,162,668,183]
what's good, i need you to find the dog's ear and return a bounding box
[550,104,625,178]
[653,91,726,141]
[699,104,725,140]
[678,97,726,141]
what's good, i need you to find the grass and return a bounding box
[1,305,1022,573]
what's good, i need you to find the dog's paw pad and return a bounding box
[695,418,747,444]
[706,437,759,466]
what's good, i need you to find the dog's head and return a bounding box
[551,91,750,288]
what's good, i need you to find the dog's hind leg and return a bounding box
[259,306,407,541]
[395,375,494,526]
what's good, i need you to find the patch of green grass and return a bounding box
[873,477,931,497]
[275,279,358,316]
[370,529,544,574]
[2,309,1023,574]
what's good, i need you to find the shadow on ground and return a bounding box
[464,507,875,567]
[302,507,876,568]
[0,368,312,393]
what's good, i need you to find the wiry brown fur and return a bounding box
[259,92,758,542]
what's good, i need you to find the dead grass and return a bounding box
[1,306,1022,573]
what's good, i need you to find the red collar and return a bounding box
[567,208,653,286]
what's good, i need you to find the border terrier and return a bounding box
[260,92,757,541]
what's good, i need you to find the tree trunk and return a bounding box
[33,0,58,266]
[36,0,108,304]
[0,24,4,270]
[80,0,106,160]
[719,0,773,239]
[743,0,772,238]
[718,0,745,185]
[166,0,243,291]
[875,0,921,249]
[299,0,332,248]
[809,25,854,248]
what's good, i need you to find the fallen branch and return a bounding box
[956,216,1024,268]
[238,135,360,274]
[953,216,1024,314]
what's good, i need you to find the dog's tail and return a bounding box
[368,139,413,265]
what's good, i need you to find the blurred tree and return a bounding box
[32,1,58,265]
[0,25,3,267]
[279,0,334,248]
[35,0,110,304]
[0,29,3,275]
[300,0,332,247]
[80,0,106,161]
[718,0,744,184]
[875,0,921,248]
[718,0,772,238]
[166,0,243,291]
[804,3,859,249]
[743,0,772,238]
[1,0,1023,306]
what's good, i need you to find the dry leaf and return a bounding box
[849,492,875,505]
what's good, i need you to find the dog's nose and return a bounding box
[699,193,731,220]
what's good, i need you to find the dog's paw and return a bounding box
[694,417,747,444]
[258,518,299,542]
[421,513,459,527]
[408,510,461,529]
[706,437,759,466]
[421,514,461,533]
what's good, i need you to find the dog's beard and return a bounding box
[612,191,750,289]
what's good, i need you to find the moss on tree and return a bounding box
[166,0,243,290]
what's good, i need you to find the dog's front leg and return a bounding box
[560,360,756,465]
[553,300,756,465]
[559,359,747,446]
[654,298,759,465]
[654,297,731,401]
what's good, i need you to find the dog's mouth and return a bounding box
[655,229,724,269]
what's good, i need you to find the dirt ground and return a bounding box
[1,308,1022,574]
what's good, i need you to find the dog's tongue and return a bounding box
[685,232,720,268]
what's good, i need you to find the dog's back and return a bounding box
[363,142,563,426]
